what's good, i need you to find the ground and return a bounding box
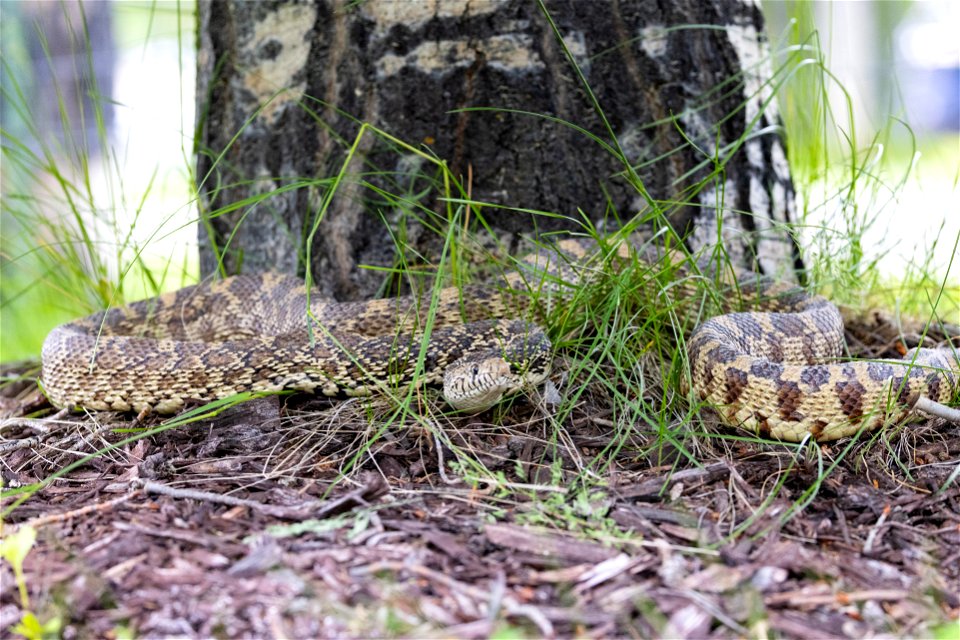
[1,316,958,639]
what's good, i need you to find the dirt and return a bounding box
[1,317,958,639]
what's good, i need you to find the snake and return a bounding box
[40,239,959,441]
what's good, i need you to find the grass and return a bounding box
[1,1,958,635]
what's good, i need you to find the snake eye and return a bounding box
[471,365,479,377]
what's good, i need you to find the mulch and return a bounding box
[1,316,958,639]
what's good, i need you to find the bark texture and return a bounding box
[196,0,800,299]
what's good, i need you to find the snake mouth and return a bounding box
[443,356,517,413]
[442,324,553,413]
[442,355,553,413]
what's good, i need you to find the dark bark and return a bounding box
[196,0,800,299]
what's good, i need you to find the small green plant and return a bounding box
[2,524,36,613]
[930,620,960,640]
[1,524,62,640]
[9,614,62,640]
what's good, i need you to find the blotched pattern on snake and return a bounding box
[41,239,959,441]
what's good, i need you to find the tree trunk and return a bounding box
[195,0,800,300]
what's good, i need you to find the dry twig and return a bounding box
[914,396,960,424]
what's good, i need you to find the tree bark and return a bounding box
[195,0,800,300]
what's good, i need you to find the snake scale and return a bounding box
[41,239,959,441]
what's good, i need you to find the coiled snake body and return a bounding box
[41,239,959,441]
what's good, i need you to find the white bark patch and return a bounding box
[724,20,798,281]
[724,23,778,125]
[760,180,797,280]
[749,175,778,271]
[769,140,793,224]
[769,138,791,184]
[750,175,771,225]
[242,4,316,123]
[771,181,787,229]
[562,31,590,73]
[363,0,498,38]
[639,25,669,58]
[745,143,796,278]
[377,34,544,79]
[681,108,719,158]
[745,134,764,168]
[617,122,647,163]
[692,180,746,265]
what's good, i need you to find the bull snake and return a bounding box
[41,239,959,441]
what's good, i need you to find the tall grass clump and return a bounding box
[1,2,197,362]
[770,0,958,318]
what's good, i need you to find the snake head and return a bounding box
[442,326,551,413]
